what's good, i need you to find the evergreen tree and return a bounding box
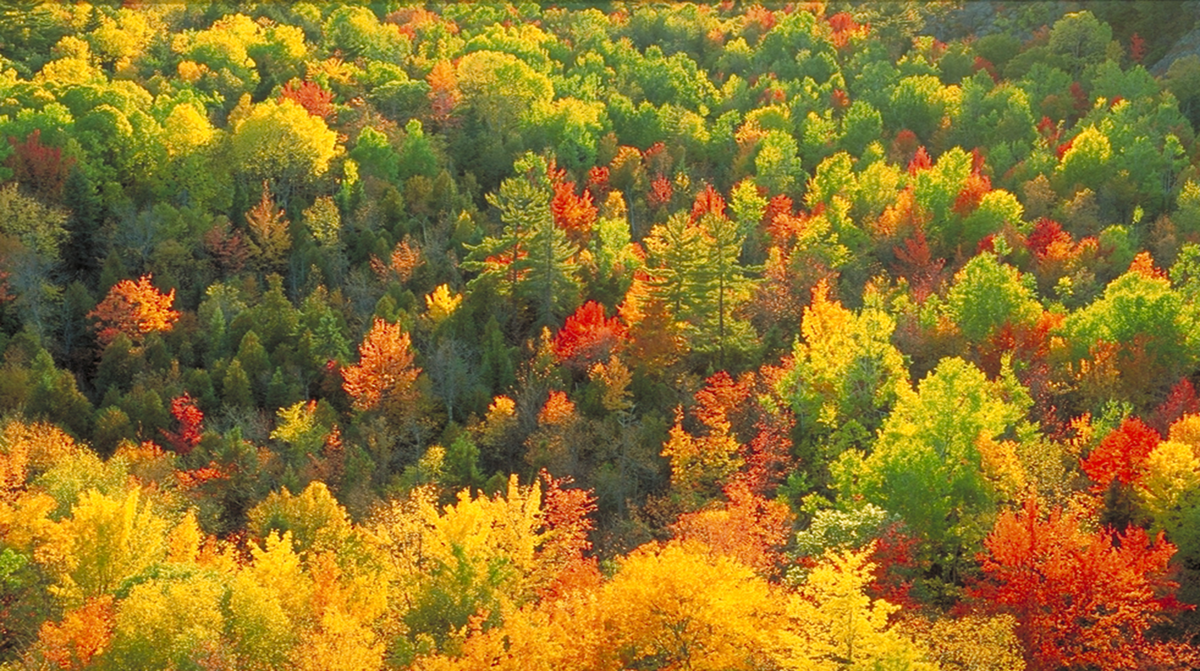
[644,201,758,368]
[61,166,102,285]
[479,316,516,396]
[464,164,581,327]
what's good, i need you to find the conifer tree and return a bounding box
[464,161,581,327]
[644,188,757,368]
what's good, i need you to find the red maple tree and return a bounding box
[971,498,1193,670]
[160,393,203,455]
[552,301,628,369]
[1081,416,1160,492]
[6,130,73,202]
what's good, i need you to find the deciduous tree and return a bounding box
[341,318,421,418]
[971,498,1193,670]
[89,275,179,348]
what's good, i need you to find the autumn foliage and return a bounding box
[6,130,73,202]
[160,394,203,456]
[972,498,1193,670]
[280,79,335,121]
[550,181,598,241]
[551,301,627,368]
[88,274,180,348]
[1081,416,1160,492]
[4,5,1200,669]
[341,318,421,414]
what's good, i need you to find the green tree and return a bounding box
[779,281,909,463]
[1065,265,1197,406]
[853,358,1028,580]
[946,252,1042,344]
[1047,11,1112,78]
[888,74,957,141]
[323,5,409,63]
[457,50,553,137]
[1056,125,1113,195]
[464,165,581,327]
[1166,55,1200,129]
[61,165,103,283]
[644,197,758,368]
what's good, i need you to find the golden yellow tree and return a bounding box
[596,540,786,671]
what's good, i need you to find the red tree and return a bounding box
[971,498,1192,670]
[690,183,726,223]
[1150,378,1200,436]
[648,174,673,208]
[907,146,933,175]
[1130,33,1146,64]
[551,301,627,369]
[1081,416,1160,493]
[160,394,203,455]
[7,130,73,202]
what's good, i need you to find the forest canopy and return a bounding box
[3,1,1200,669]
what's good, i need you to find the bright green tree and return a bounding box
[946,252,1042,344]
[853,358,1028,579]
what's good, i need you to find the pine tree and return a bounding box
[464,169,581,327]
[479,316,516,395]
[644,201,757,368]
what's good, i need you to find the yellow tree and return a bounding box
[779,279,908,449]
[784,545,937,671]
[373,475,596,658]
[42,488,170,604]
[596,540,786,671]
[229,97,339,205]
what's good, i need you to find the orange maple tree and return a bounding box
[280,79,335,120]
[671,479,792,577]
[88,274,180,348]
[35,596,115,670]
[971,498,1193,671]
[690,183,726,223]
[618,269,682,371]
[341,318,421,414]
[550,181,598,242]
[426,59,461,125]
